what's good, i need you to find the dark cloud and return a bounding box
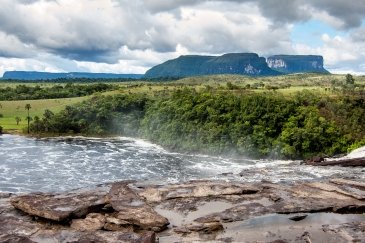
[143,0,198,12]
[143,0,365,29]
[351,27,365,42]
[307,0,365,29]
[257,0,310,24]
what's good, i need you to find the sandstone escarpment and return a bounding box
[267,55,330,74]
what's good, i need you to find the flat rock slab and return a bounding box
[305,157,365,167]
[2,179,365,242]
[137,180,261,203]
[10,185,110,222]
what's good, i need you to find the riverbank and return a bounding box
[1,179,365,242]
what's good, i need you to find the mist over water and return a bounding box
[0,134,364,193]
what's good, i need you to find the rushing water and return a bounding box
[0,134,364,193]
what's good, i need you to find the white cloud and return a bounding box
[0,0,364,75]
[0,57,65,76]
[293,32,365,74]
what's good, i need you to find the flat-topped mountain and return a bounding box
[144,53,330,79]
[144,53,280,79]
[267,55,329,74]
[2,71,143,80]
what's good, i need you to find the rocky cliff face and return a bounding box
[144,53,280,79]
[267,55,329,74]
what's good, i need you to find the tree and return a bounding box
[25,104,32,133]
[43,109,54,132]
[15,116,21,125]
[0,103,2,131]
[346,74,355,85]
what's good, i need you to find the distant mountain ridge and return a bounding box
[1,71,143,80]
[144,53,330,79]
[144,53,280,79]
[1,53,330,80]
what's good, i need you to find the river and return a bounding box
[0,134,364,193]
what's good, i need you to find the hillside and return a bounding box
[144,53,331,79]
[144,53,280,79]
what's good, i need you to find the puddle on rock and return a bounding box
[158,212,365,242]
[155,201,234,227]
[221,213,365,242]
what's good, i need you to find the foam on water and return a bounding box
[346,145,365,159]
[0,134,364,193]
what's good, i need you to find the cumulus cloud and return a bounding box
[0,0,364,75]
[293,29,365,74]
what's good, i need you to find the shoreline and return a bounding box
[1,179,365,242]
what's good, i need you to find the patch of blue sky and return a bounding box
[291,20,346,47]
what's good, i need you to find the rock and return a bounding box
[107,182,169,232]
[306,156,325,163]
[140,232,156,243]
[330,178,365,189]
[104,215,133,232]
[107,182,145,210]
[115,206,169,232]
[306,182,365,200]
[71,213,106,231]
[0,235,36,243]
[304,157,365,167]
[175,221,224,234]
[3,179,365,242]
[138,181,261,203]
[10,185,109,221]
[32,230,156,243]
[288,214,308,221]
[0,192,12,199]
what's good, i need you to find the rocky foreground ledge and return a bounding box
[1,179,365,243]
[304,156,365,167]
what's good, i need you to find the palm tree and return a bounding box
[15,117,21,125]
[25,104,32,133]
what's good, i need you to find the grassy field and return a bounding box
[0,96,90,131]
[1,73,364,132]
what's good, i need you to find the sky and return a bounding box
[0,0,365,76]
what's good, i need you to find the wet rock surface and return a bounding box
[1,179,365,242]
[304,156,365,167]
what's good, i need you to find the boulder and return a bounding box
[10,185,109,221]
[115,206,169,232]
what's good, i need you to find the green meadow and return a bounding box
[0,97,89,131]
